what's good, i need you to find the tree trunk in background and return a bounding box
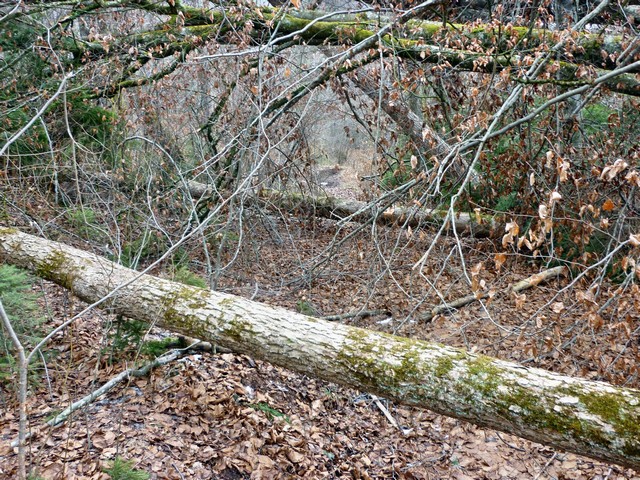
[258,189,499,235]
[1,228,640,471]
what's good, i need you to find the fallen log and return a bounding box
[183,181,500,235]
[258,189,500,236]
[1,227,639,470]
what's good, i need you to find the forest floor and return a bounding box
[1,165,640,479]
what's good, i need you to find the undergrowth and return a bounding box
[104,457,150,480]
[0,265,45,383]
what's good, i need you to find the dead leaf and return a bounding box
[514,292,526,310]
[502,220,520,247]
[600,158,628,181]
[550,191,562,203]
[602,198,615,211]
[286,448,305,463]
[494,253,507,271]
[538,204,548,219]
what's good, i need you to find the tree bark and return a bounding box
[257,188,500,235]
[183,181,499,235]
[1,228,640,470]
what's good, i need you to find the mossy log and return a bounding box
[1,228,640,470]
[260,188,498,233]
[110,3,637,73]
[185,180,498,235]
[35,2,640,98]
[294,9,635,72]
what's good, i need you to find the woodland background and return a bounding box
[1,0,640,478]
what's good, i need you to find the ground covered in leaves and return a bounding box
[1,181,640,479]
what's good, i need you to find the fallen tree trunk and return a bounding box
[185,181,500,235]
[1,227,640,470]
[258,189,500,236]
[60,3,640,97]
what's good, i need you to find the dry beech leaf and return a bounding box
[494,252,507,271]
[602,198,615,211]
[589,312,604,330]
[502,220,520,247]
[470,262,484,276]
[514,292,526,310]
[538,204,548,219]
[257,455,275,468]
[546,150,554,167]
[406,225,413,239]
[600,158,628,181]
[625,169,640,186]
[621,256,635,270]
[576,289,597,305]
[630,233,640,247]
[557,158,570,182]
[286,449,305,463]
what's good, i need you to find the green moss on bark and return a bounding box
[35,250,77,290]
[222,315,256,344]
[337,328,458,396]
[161,286,210,340]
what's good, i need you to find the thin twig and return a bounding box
[0,300,28,479]
[533,452,559,480]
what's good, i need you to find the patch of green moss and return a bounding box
[218,297,235,308]
[580,391,621,421]
[338,329,439,394]
[222,315,255,344]
[577,391,640,456]
[337,324,640,458]
[458,368,640,455]
[496,386,596,446]
[434,356,455,377]
[465,356,503,393]
[35,250,76,290]
[161,286,210,339]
